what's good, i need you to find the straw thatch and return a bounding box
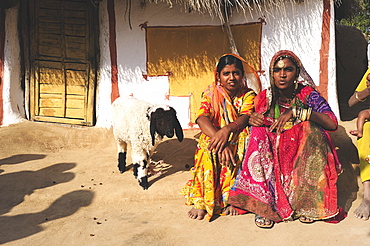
[149,0,343,21]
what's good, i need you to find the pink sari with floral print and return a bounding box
[229,86,343,222]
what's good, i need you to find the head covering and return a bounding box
[269,50,316,89]
[216,53,262,94]
[209,54,261,122]
[260,50,316,113]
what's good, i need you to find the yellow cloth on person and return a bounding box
[355,67,370,182]
[355,67,370,91]
[358,122,370,182]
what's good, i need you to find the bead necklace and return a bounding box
[274,82,298,117]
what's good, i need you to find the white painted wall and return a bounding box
[1,0,338,127]
[2,6,24,126]
[95,0,338,128]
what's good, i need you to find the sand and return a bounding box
[0,119,369,246]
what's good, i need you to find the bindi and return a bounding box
[277,60,285,68]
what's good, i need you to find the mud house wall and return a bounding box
[95,0,338,128]
[0,0,337,127]
[2,6,24,126]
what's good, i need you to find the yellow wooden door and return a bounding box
[29,0,98,126]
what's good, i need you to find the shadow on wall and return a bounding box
[336,24,369,121]
[329,125,359,213]
[0,155,94,244]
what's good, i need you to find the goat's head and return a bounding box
[149,106,184,146]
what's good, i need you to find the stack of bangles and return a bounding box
[291,105,312,121]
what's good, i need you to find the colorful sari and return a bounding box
[229,50,342,222]
[181,54,260,221]
[355,67,370,182]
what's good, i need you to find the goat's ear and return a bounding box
[149,112,157,146]
[174,115,184,142]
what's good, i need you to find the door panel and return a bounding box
[29,0,97,126]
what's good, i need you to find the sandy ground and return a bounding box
[0,119,369,246]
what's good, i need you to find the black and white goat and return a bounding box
[112,96,184,190]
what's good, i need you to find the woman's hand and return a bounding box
[249,112,264,127]
[218,146,236,166]
[208,126,232,153]
[269,108,293,134]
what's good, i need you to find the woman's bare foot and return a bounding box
[222,205,239,216]
[349,130,362,138]
[355,181,370,220]
[188,208,206,220]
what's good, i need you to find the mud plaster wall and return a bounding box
[1,0,339,128]
[95,0,338,128]
[2,6,24,126]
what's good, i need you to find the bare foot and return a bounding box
[222,205,239,216]
[355,181,370,220]
[188,208,206,220]
[349,130,363,138]
[354,199,370,221]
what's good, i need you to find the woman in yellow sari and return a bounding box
[181,54,261,221]
[348,67,370,220]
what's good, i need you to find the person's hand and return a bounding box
[249,112,264,126]
[218,146,236,166]
[208,126,231,153]
[366,79,370,92]
[269,108,293,134]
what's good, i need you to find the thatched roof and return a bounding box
[150,0,343,21]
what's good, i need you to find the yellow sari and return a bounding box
[181,84,255,221]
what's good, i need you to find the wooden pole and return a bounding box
[222,5,239,55]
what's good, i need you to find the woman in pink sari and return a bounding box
[228,50,342,228]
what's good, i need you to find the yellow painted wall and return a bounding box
[146,23,262,122]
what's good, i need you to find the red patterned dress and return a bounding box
[229,86,342,222]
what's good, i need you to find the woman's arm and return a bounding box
[196,115,219,138]
[348,80,370,107]
[308,111,337,131]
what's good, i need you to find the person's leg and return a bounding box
[356,110,370,138]
[354,180,370,220]
[355,121,370,220]
[350,110,370,137]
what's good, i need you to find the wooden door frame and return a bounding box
[19,0,100,126]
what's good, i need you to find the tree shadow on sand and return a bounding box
[0,158,94,244]
[0,154,46,173]
[329,125,360,213]
[148,138,197,188]
[0,154,46,165]
[0,162,76,215]
[0,190,93,244]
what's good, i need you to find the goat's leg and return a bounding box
[132,150,150,190]
[116,140,128,173]
[133,160,149,190]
